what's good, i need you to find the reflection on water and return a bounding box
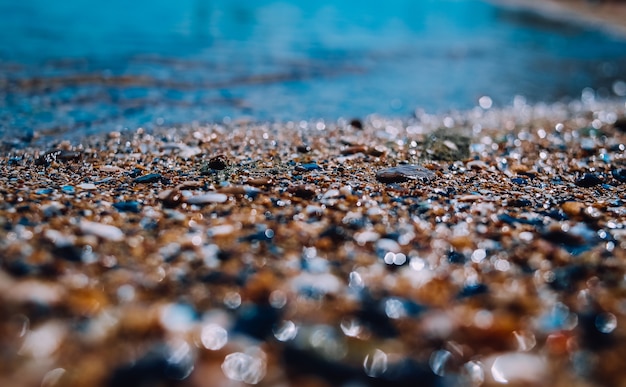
[0,0,625,138]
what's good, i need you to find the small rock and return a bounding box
[246,177,272,187]
[341,145,368,155]
[80,221,124,241]
[423,129,470,161]
[185,193,228,205]
[288,185,317,199]
[368,145,386,157]
[134,173,163,184]
[575,173,602,188]
[376,165,435,184]
[614,116,626,132]
[350,118,363,130]
[207,155,228,170]
[467,160,488,170]
[295,163,322,172]
[113,201,142,213]
[159,189,183,208]
[611,168,626,183]
[35,150,81,166]
[78,183,98,190]
[562,201,585,217]
[296,145,312,153]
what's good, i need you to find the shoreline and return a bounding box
[490,0,626,38]
[1,98,626,386]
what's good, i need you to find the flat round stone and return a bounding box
[375,165,435,184]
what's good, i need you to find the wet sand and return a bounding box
[1,98,626,386]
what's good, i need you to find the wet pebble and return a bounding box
[134,173,163,184]
[296,163,322,172]
[296,145,312,153]
[288,185,317,199]
[107,343,194,387]
[350,118,363,129]
[185,192,228,205]
[35,150,81,166]
[206,155,228,170]
[611,168,626,183]
[80,221,124,241]
[376,165,435,184]
[575,173,602,187]
[113,201,142,213]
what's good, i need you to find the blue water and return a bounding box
[1,0,626,137]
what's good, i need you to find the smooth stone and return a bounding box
[375,165,435,184]
[134,173,163,184]
[78,183,97,190]
[80,221,124,241]
[113,201,142,213]
[186,193,228,205]
[206,155,228,170]
[575,173,602,187]
[612,168,626,183]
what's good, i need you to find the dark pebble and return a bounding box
[282,345,363,385]
[107,344,194,387]
[614,116,626,132]
[288,185,317,199]
[35,188,54,195]
[52,245,83,262]
[355,292,398,338]
[5,260,34,277]
[498,213,543,226]
[320,225,351,243]
[296,145,312,153]
[34,150,82,165]
[578,312,615,350]
[509,198,532,207]
[128,168,143,178]
[232,304,281,340]
[447,250,466,264]
[113,201,142,213]
[542,229,585,247]
[350,118,363,130]
[549,264,588,291]
[134,173,163,184]
[611,168,626,183]
[511,177,528,186]
[376,165,435,184]
[575,173,603,187]
[458,283,489,298]
[159,189,183,208]
[207,155,228,170]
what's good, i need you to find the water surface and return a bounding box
[1,0,626,138]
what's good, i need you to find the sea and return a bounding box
[1,0,626,139]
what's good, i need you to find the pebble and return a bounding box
[2,102,626,387]
[612,168,626,183]
[562,201,585,217]
[77,183,97,190]
[206,155,228,170]
[134,173,163,184]
[80,221,124,241]
[575,173,603,187]
[375,165,435,183]
[185,192,228,205]
[113,201,142,213]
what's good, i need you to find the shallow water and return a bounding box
[1,0,626,138]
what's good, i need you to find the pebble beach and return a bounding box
[2,97,626,386]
